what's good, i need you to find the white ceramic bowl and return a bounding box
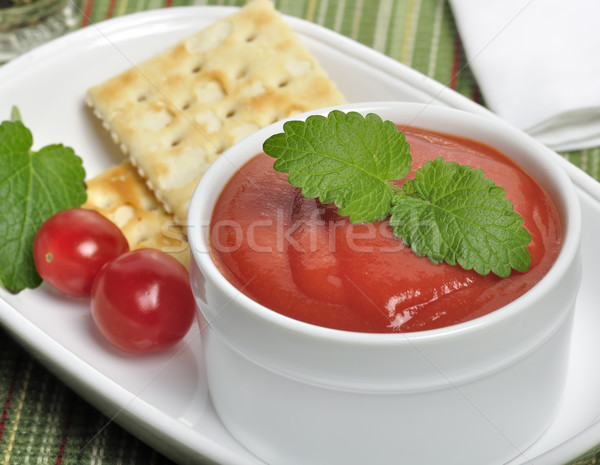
[187,102,582,465]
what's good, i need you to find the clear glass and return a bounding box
[0,0,83,63]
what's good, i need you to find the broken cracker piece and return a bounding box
[86,0,346,222]
[83,161,190,268]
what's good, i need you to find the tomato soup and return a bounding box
[209,127,562,333]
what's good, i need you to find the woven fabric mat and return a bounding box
[0,0,598,464]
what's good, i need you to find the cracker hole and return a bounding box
[171,138,182,148]
[226,108,236,118]
[245,33,257,43]
[278,79,290,88]
[137,94,148,102]
[236,67,249,79]
[99,198,116,209]
[192,63,203,74]
[182,101,192,111]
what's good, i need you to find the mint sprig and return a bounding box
[0,107,87,293]
[263,110,531,278]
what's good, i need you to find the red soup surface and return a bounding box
[210,126,562,333]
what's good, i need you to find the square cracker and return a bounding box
[86,0,346,222]
[82,161,190,268]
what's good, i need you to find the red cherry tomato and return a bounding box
[91,248,196,354]
[33,208,129,297]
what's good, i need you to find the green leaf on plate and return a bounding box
[0,110,87,293]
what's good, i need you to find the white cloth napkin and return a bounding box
[448,0,600,151]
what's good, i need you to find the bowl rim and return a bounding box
[187,101,582,346]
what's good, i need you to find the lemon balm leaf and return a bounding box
[0,115,87,293]
[263,110,412,223]
[389,158,531,278]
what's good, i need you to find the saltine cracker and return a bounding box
[83,161,190,268]
[86,0,346,222]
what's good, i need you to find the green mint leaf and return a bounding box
[389,157,531,278]
[0,114,87,293]
[263,110,411,223]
